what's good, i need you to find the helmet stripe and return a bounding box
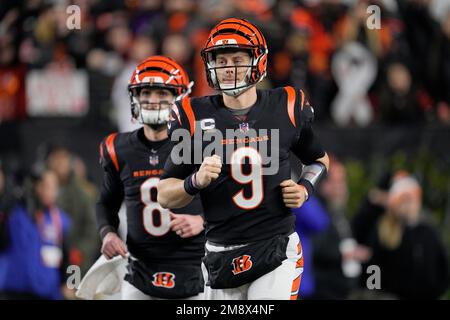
[216,20,265,47]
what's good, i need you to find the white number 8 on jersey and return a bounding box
[140,177,171,236]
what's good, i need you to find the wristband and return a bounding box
[184,172,201,195]
[192,172,201,189]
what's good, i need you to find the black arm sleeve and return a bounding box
[96,169,124,240]
[291,124,326,165]
[289,88,326,164]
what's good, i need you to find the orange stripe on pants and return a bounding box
[290,241,303,300]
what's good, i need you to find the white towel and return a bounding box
[75,254,128,300]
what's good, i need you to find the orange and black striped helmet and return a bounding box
[128,56,193,124]
[201,18,268,96]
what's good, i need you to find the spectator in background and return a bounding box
[334,0,393,59]
[377,61,430,124]
[281,3,343,122]
[359,171,449,299]
[87,17,128,76]
[435,9,450,125]
[0,169,71,300]
[311,156,371,300]
[72,155,98,204]
[161,33,194,77]
[395,0,441,100]
[352,171,391,247]
[313,157,370,299]
[2,0,449,128]
[0,8,26,123]
[45,145,99,275]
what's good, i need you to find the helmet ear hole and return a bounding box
[132,106,138,119]
[131,104,140,121]
[251,68,259,82]
[168,88,178,97]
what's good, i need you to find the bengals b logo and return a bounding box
[152,272,175,288]
[231,255,253,275]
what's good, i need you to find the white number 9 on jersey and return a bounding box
[230,147,264,210]
[140,177,171,236]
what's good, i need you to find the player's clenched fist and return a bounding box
[101,232,128,260]
[280,179,308,208]
[195,155,222,189]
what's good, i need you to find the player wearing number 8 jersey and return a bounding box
[157,18,329,300]
[96,56,205,300]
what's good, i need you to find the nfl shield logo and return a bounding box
[149,155,159,166]
[239,122,250,133]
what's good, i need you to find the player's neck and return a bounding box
[143,125,168,142]
[222,87,257,110]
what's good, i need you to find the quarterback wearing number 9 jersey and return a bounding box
[157,18,329,300]
[96,56,205,300]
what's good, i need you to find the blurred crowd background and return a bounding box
[0,0,449,299]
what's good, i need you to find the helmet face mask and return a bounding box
[128,56,193,126]
[201,19,268,97]
[129,85,175,126]
[203,47,262,96]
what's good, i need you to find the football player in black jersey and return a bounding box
[96,56,205,300]
[157,18,329,300]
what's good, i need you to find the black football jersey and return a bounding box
[99,128,205,265]
[162,87,325,245]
